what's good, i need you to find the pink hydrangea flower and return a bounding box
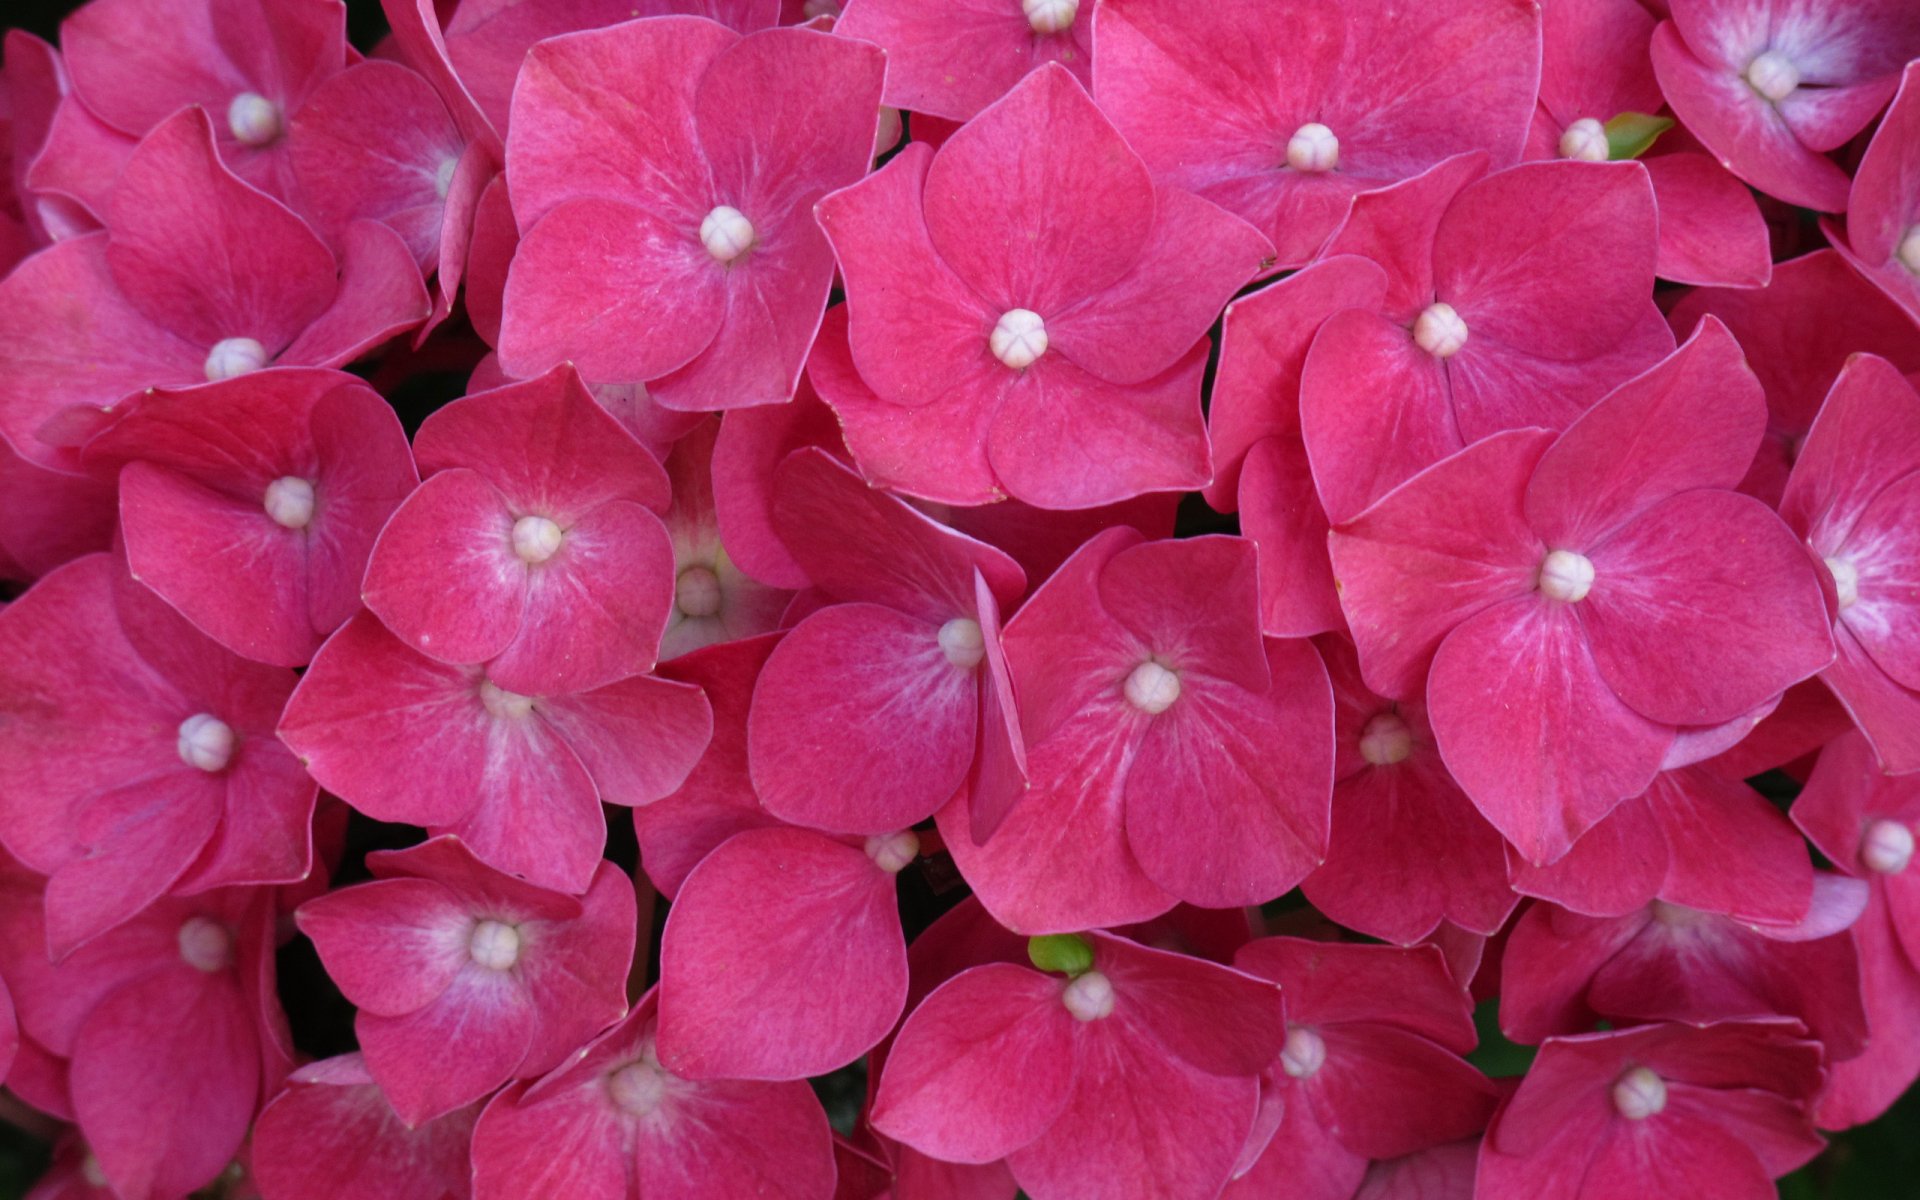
[815,65,1272,509]
[1792,730,1920,1126]
[0,963,14,1087]
[0,437,115,585]
[497,19,884,410]
[1329,320,1835,863]
[0,30,66,268]
[1650,0,1920,212]
[1476,1020,1825,1199]
[297,836,637,1125]
[0,107,427,474]
[942,529,1333,931]
[279,611,711,893]
[0,554,314,957]
[78,368,417,668]
[659,418,794,660]
[872,930,1286,1200]
[747,447,1027,837]
[1225,940,1497,1200]
[250,1053,478,1200]
[1826,62,1920,327]
[469,987,836,1200]
[1092,0,1540,268]
[362,364,675,697]
[1300,153,1671,522]
[836,0,1092,121]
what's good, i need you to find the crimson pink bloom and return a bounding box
[1778,354,1920,773]
[0,107,427,474]
[1,30,66,269]
[942,529,1333,932]
[1475,1020,1825,1200]
[748,447,1027,836]
[1092,0,1538,268]
[1668,249,1920,506]
[655,825,914,1081]
[0,965,13,1086]
[362,364,675,696]
[58,0,348,200]
[251,1052,478,1200]
[872,930,1285,1200]
[1301,637,1517,946]
[1827,62,1920,324]
[498,19,884,410]
[1224,940,1497,1200]
[1300,153,1671,522]
[297,836,636,1125]
[1329,319,1835,863]
[1792,731,1920,1125]
[661,418,795,660]
[836,0,1091,121]
[1498,884,1869,1064]
[0,554,313,958]
[470,987,835,1200]
[279,611,711,894]
[0,438,115,584]
[1649,0,1920,212]
[0,877,289,1200]
[1509,764,1816,926]
[78,368,417,668]
[816,64,1271,509]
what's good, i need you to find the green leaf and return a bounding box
[1605,112,1675,161]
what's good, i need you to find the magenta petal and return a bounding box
[1311,1024,1497,1159]
[870,963,1076,1164]
[1429,596,1672,865]
[1824,627,1920,775]
[275,217,432,367]
[252,1053,478,1200]
[969,570,1030,844]
[44,775,221,959]
[362,468,524,667]
[1510,795,1669,918]
[659,828,904,1080]
[297,877,470,1016]
[1841,473,1920,693]
[1441,302,1678,445]
[1582,490,1834,725]
[1645,152,1772,288]
[836,0,1090,121]
[536,674,712,807]
[1092,932,1288,1076]
[1239,436,1344,637]
[357,970,538,1126]
[1226,1083,1370,1200]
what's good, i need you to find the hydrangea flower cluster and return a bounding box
[1,0,1919,1197]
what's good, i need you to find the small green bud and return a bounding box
[1604,112,1675,161]
[1027,933,1095,977]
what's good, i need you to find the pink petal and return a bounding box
[1225,1082,1369,1200]
[361,468,524,667]
[658,828,905,1080]
[1780,353,1920,565]
[1510,794,1670,918]
[297,877,473,1016]
[836,0,1091,121]
[1321,152,1488,320]
[273,217,432,368]
[1817,892,1920,1128]
[1237,436,1344,637]
[1645,151,1772,288]
[1311,1025,1498,1159]
[1653,767,1815,923]
[968,569,1030,843]
[252,1053,478,1200]
[1096,535,1268,691]
[0,439,117,582]
[43,774,222,959]
[357,968,538,1126]
[1824,626,1920,774]
[1093,931,1288,1076]
[536,674,712,807]
[710,380,846,589]
[1840,472,1920,693]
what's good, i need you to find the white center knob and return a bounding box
[1124,660,1180,714]
[511,515,563,564]
[1538,549,1595,603]
[675,565,722,618]
[990,308,1048,369]
[1559,117,1609,163]
[178,916,235,972]
[865,830,921,875]
[1061,970,1115,1021]
[468,919,522,970]
[938,617,986,669]
[1899,226,1920,275]
[204,337,268,381]
[1862,818,1916,875]
[1022,0,1078,34]
[699,205,756,263]
[1745,51,1800,102]
[1413,303,1468,358]
[1280,1025,1326,1079]
[1612,1066,1667,1120]
[263,476,315,530]
[1827,557,1860,610]
[1286,122,1340,173]
[1359,712,1413,766]
[227,92,282,146]
[478,680,535,720]
[608,1059,669,1117]
[177,713,236,772]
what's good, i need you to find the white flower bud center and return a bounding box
[467,919,522,970]
[1898,226,1920,276]
[227,92,282,147]
[1123,660,1181,714]
[699,205,756,263]
[938,617,986,669]
[1538,549,1595,603]
[82,1158,109,1188]
[1413,303,1469,358]
[675,565,722,618]
[263,476,316,530]
[1745,51,1800,102]
[178,916,234,972]
[1359,712,1413,766]
[478,679,535,720]
[511,515,564,564]
[434,156,459,200]
[1062,969,1115,1021]
[608,1058,669,1117]
[177,713,236,773]
[990,308,1048,370]
[1862,818,1915,875]
[1023,0,1078,34]
[1827,557,1860,610]
[864,830,921,875]
[1280,1024,1327,1079]
[1286,122,1340,173]
[1559,117,1610,163]
[204,337,269,381]
[1612,1066,1668,1120]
